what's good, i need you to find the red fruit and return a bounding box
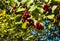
[57,5,60,10]
[24,11,29,15]
[39,24,44,30]
[43,4,50,10]
[36,22,40,28]
[12,6,16,9]
[35,22,44,30]
[22,15,26,22]
[22,11,31,21]
[42,4,52,13]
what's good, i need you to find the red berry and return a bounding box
[57,5,60,10]
[35,22,44,30]
[24,11,29,16]
[36,22,40,28]
[22,11,31,21]
[43,4,50,10]
[39,24,44,30]
[42,4,52,13]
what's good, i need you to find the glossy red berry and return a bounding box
[42,4,52,13]
[22,11,31,22]
[43,4,50,9]
[57,5,60,10]
[35,22,44,30]
[35,22,40,28]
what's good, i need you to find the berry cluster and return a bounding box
[22,11,31,22]
[42,4,52,13]
[1,0,60,41]
[21,11,44,30]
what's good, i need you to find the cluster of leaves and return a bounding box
[0,0,60,41]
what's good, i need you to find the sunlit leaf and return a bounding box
[44,0,48,2]
[17,7,25,12]
[37,7,43,13]
[53,0,60,2]
[22,22,28,29]
[47,14,54,19]
[52,5,57,13]
[29,5,37,11]
[25,35,34,40]
[27,0,34,7]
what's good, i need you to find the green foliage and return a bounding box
[0,0,60,41]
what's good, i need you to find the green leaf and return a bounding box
[27,0,34,8]
[25,35,34,40]
[31,9,40,17]
[59,23,60,26]
[52,5,57,13]
[15,20,22,24]
[22,0,27,4]
[37,7,43,13]
[48,0,51,4]
[22,22,27,29]
[29,5,37,11]
[53,0,60,3]
[12,0,18,3]
[17,7,25,12]
[47,14,54,19]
